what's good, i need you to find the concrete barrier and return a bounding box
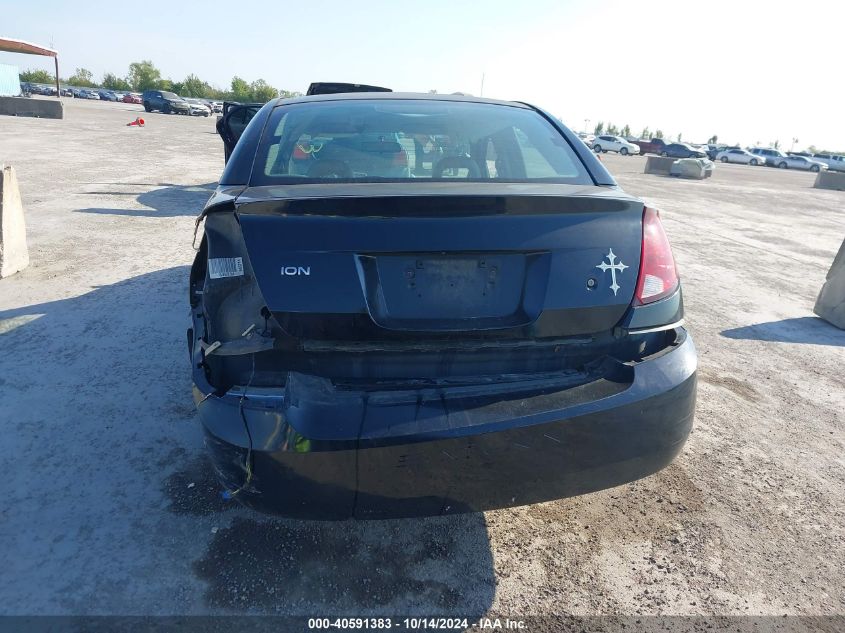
[0,165,29,278]
[813,171,845,191]
[814,238,845,329]
[644,156,676,175]
[670,158,714,180]
[0,96,64,119]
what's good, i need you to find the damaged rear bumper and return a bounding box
[193,330,697,519]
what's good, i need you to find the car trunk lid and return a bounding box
[234,184,643,340]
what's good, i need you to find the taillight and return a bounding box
[634,207,679,304]
[392,149,408,167]
[293,144,309,160]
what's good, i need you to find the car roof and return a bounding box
[270,91,532,110]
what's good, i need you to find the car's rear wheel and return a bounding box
[163,104,171,114]
[593,144,602,153]
[778,162,787,169]
[811,164,820,172]
[750,159,758,165]
[720,156,729,163]
[143,104,152,112]
[620,147,628,156]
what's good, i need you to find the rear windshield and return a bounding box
[251,99,591,185]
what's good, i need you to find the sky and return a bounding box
[3,0,845,149]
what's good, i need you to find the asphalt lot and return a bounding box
[0,98,843,619]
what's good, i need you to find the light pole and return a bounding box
[584,119,590,134]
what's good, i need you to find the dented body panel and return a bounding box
[190,93,697,518]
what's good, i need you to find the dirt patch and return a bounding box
[162,454,233,516]
[192,514,495,613]
[698,368,761,402]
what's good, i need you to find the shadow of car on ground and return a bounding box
[0,267,495,615]
[721,316,845,347]
[76,182,217,218]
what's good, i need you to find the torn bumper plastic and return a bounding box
[193,330,697,519]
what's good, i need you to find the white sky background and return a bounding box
[3,0,845,149]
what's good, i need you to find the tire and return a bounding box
[143,103,152,112]
[620,147,628,156]
[811,165,820,172]
[720,156,729,163]
[660,151,668,157]
[593,144,602,153]
[778,162,787,169]
[750,159,758,166]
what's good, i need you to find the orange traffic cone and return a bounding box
[126,117,145,127]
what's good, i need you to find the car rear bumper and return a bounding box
[193,329,697,519]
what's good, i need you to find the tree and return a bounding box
[102,73,131,91]
[594,121,604,135]
[128,60,162,91]
[156,78,173,91]
[279,89,303,99]
[677,132,683,142]
[250,79,279,102]
[68,67,96,87]
[180,73,212,98]
[707,135,718,144]
[654,129,664,139]
[606,123,618,135]
[230,76,251,101]
[640,127,651,140]
[773,139,780,149]
[621,124,631,138]
[19,69,54,84]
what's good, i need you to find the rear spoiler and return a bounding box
[306,82,392,96]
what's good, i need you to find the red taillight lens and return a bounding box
[392,149,408,166]
[293,145,309,160]
[634,207,679,304]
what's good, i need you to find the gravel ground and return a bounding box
[0,99,843,621]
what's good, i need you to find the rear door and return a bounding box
[218,102,263,163]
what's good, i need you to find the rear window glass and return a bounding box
[252,99,590,185]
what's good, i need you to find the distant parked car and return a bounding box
[659,143,707,159]
[632,137,669,155]
[210,101,223,113]
[812,153,845,173]
[98,90,118,101]
[184,98,211,116]
[773,155,827,171]
[749,147,789,167]
[122,93,142,104]
[715,148,763,165]
[592,135,640,155]
[142,90,191,114]
[79,89,100,100]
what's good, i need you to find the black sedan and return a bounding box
[660,143,707,159]
[190,93,697,519]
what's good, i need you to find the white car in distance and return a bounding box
[774,155,827,171]
[812,153,845,173]
[592,135,640,156]
[715,148,763,165]
[185,98,211,117]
